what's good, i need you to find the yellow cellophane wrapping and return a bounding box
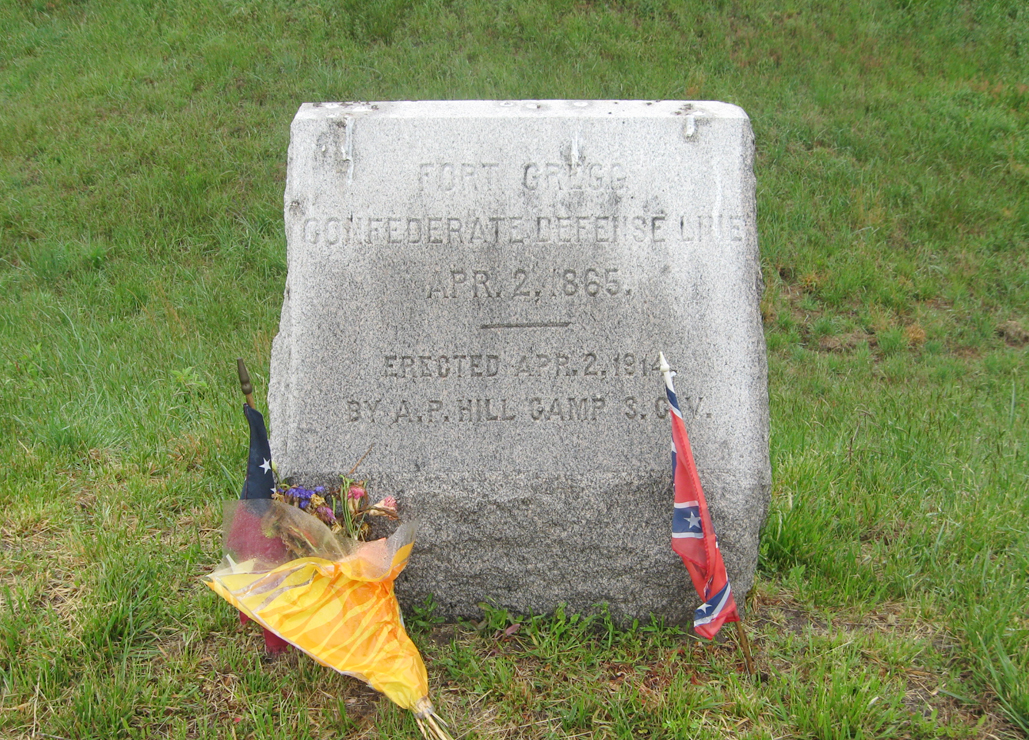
[205,501,429,711]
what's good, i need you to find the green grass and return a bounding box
[1,0,1027,737]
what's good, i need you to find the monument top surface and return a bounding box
[295,99,747,120]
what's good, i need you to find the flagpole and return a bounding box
[735,620,757,677]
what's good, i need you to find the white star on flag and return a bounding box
[260,458,271,473]
[687,513,701,529]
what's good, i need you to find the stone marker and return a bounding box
[269,100,770,625]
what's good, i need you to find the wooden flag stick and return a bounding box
[735,620,757,677]
[346,444,375,477]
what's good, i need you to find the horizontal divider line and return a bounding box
[479,321,573,329]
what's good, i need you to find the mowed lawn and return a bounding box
[0,1,1027,738]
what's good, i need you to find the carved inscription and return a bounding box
[384,354,501,379]
[301,215,699,246]
[419,163,500,192]
[304,159,741,435]
[680,214,746,242]
[383,351,667,379]
[416,161,628,192]
[357,346,711,426]
[426,267,625,300]
[344,395,708,425]
[521,162,626,191]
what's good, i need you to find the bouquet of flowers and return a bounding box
[204,361,452,740]
[272,477,398,541]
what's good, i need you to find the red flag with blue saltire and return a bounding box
[660,353,739,640]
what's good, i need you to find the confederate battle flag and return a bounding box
[660,353,740,639]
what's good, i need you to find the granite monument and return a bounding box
[269,100,770,625]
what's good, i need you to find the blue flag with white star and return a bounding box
[242,404,275,499]
[228,403,291,654]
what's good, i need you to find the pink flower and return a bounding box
[347,484,367,501]
[374,496,397,513]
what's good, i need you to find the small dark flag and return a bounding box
[241,404,275,500]
[226,402,290,653]
[660,352,740,640]
[226,406,286,564]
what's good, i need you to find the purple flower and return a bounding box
[315,506,336,523]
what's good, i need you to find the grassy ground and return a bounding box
[1,0,1027,737]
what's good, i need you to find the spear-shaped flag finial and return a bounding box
[237,357,256,410]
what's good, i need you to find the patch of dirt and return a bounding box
[818,331,873,352]
[756,605,830,635]
[905,323,927,346]
[423,622,461,650]
[339,682,385,724]
[996,320,1029,347]
[168,434,205,472]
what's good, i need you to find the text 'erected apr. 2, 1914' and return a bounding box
[269,100,770,625]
